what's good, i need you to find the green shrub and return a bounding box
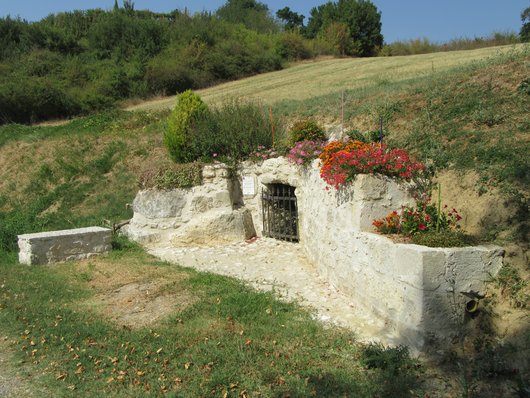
[164,90,209,163]
[275,32,313,61]
[145,57,197,96]
[346,129,382,143]
[189,99,280,162]
[0,76,80,124]
[288,119,326,146]
[360,343,419,397]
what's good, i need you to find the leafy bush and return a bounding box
[189,99,279,162]
[288,119,326,146]
[346,129,384,143]
[360,343,419,397]
[0,76,80,124]
[164,90,209,163]
[275,32,313,60]
[138,163,203,190]
[145,55,197,96]
[361,343,413,372]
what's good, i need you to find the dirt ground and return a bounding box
[0,336,39,397]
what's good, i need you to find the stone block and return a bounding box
[18,227,112,265]
[133,189,187,219]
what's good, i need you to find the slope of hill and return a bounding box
[0,45,529,395]
[128,44,525,111]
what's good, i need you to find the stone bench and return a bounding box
[17,227,112,265]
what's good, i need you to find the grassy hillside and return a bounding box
[128,44,525,110]
[0,45,529,396]
[2,44,527,253]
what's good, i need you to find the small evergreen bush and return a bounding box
[288,120,326,146]
[164,90,209,163]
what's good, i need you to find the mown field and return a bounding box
[1,45,529,396]
[128,44,524,110]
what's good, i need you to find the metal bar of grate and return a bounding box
[262,183,299,242]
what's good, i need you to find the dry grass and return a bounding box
[127,45,524,111]
[75,256,197,329]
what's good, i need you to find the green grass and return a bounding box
[0,109,172,252]
[0,243,420,397]
[0,44,528,396]
[128,44,526,112]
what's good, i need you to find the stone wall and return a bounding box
[237,158,503,352]
[18,227,112,265]
[127,158,504,353]
[125,163,255,246]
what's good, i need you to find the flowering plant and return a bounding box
[372,198,462,236]
[248,146,280,163]
[319,139,425,189]
[287,140,326,166]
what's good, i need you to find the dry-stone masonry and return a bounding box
[126,163,255,245]
[18,227,112,265]
[126,157,504,353]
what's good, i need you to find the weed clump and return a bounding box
[360,343,420,397]
[138,163,202,190]
[411,230,477,247]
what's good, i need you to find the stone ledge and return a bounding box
[18,227,112,265]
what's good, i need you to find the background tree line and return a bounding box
[0,0,525,124]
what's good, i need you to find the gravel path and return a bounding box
[149,237,399,345]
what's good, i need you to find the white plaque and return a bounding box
[242,176,256,196]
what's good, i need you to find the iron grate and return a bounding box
[262,183,299,242]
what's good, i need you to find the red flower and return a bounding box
[418,224,426,231]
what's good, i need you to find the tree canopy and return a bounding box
[305,0,383,57]
[215,0,279,33]
[521,6,530,42]
[276,7,305,31]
